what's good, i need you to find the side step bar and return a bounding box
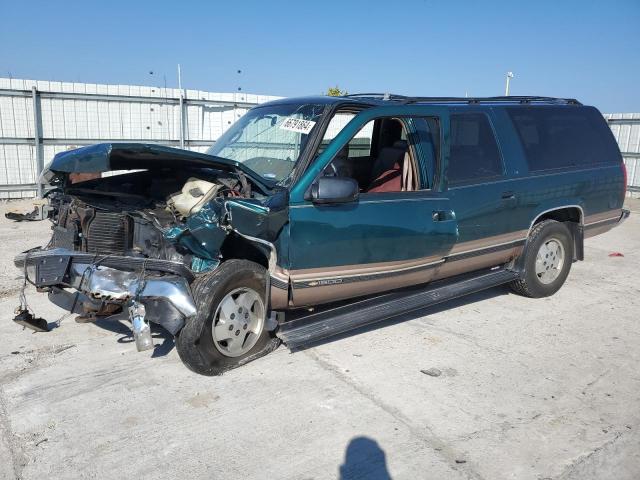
[277,267,519,349]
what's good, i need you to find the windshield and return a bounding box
[206,103,326,182]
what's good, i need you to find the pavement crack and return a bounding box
[583,369,611,392]
[554,430,626,480]
[304,349,486,480]
[0,385,25,480]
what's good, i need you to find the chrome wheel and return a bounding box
[211,287,265,357]
[535,237,565,284]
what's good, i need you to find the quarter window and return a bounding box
[507,106,621,172]
[448,113,503,185]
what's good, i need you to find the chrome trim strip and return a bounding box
[269,275,288,290]
[293,258,444,283]
[584,216,622,227]
[446,238,526,259]
[292,259,444,287]
[290,237,526,287]
[232,229,278,275]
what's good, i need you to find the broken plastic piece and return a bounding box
[191,256,219,273]
[167,177,223,217]
[608,252,624,257]
[13,308,49,332]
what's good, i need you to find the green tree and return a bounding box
[327,86,348,96]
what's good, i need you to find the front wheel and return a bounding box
[176,260,280,376]
[510,219,574,298]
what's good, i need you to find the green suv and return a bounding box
[15,94,629,375]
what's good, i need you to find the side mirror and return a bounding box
[308,177,359,204]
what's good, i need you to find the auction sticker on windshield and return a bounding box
[279,117,316,134]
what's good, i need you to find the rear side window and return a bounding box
[448,113,503,185]
[507,106,621,172]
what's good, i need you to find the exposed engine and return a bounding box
[48,168,256,269]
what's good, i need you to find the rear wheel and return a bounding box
[176,260,280,376]
[510,220,574,298]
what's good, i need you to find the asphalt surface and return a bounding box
[0,198,639,480]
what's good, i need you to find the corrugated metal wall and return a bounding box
[1,77,639,198]
[0,77,279,198]
[603,113,640,195]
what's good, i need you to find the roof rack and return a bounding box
[341,93,582,106]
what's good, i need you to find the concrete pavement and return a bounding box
[0,198,638,480]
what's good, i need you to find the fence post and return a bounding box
[31,86,44,197]
[179,90,186,149]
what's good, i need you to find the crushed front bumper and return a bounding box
[14,248,197,334]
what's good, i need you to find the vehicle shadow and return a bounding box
[288,284,512,351]
[93,316,175,357]
[339,436,392,480]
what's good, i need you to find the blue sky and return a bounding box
[2,0,639,112]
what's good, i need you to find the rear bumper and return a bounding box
[584,208,630,239]
[14,248,197,334]
[619,208,631,224]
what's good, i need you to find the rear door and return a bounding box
[438,109,525,279]
[287,105,458,306]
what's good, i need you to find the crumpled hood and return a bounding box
[42,143,271,188]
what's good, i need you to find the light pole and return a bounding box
[505,71,514,96]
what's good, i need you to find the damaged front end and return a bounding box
[16,248,197,336]
[15,143,286,348]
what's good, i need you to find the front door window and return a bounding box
[320,115,435,193]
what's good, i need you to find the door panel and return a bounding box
[287,105,455,306]
[288,191,457,306]
[435,111,526,279]
[447,185,525,251]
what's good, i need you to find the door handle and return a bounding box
[501,191,516,199]
[432,210,454,222]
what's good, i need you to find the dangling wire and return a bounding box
[17,252,31,313]
[134,257,149,302]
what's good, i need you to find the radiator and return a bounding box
[85,211,131,255]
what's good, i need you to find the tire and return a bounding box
[176,259,280,376]
[510,219,574,298]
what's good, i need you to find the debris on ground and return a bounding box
[608,252,624,257]
[35,438,48,447]
[420,368,442,377]
[4,203,51,222]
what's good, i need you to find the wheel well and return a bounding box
[533,207,582,226]
[528,206,584,262]
[219,233,269,269]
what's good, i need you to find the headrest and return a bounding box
[392,140,408,150]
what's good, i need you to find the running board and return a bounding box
[277,267,519,350]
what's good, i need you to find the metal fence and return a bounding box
[604,113,640,195]
[1,77,639,198]
[0,78,279,198]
